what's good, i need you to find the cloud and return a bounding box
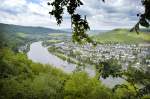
[77,0,143,29]
[1,0,26,7]
[0,0,144,30]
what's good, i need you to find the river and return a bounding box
[27,41,95,75]
[27,41,124,88]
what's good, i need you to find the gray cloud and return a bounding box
[0,0,144,30]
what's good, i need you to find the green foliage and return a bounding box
[93,29,150,44]
[64,72,114,99]
[96,59,122,79]
[124,66,150,98]
[72,14,93,44]
[0,48,68,99]
[131,0,150,33]
[142,95,150,99]
[114,84,137,99]
[48,46,79,64]
[95,57,150,98]
[49,0,84,24]
[0,23,67,51]
[0,23,65,34]
[48,0,95,44]
[0,30,33,52]
[111,65,150,98]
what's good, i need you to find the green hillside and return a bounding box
[0,23,66,34]
[93,29,150,44]
[0,23,68,51]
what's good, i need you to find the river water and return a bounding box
[27,41,124,88]
[27,41,95,76]
[27,41,76,73]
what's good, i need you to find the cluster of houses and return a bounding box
[54,42,150,68]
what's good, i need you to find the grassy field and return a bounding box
[17,32,28,38]
[48,33,67,37]
[47,39,62,43]
[93,29,150,44]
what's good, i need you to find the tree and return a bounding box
[48,0,150,43]
[131,0,150,34]
[64,72,114,99]
[47,0,104,44]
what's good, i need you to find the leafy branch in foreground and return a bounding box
[72,14,93,44]
[95,58,150,98]
[48,0,105,44]
[114,66,150,98]
[96,59,123,79]
[48,0,149,43]
[131,0,150,34]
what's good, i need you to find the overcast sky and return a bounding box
[0,0,144,30]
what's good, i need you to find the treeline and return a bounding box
[0,31,34,52]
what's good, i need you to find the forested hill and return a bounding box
[93,29,150,44]
[0,23,66,34]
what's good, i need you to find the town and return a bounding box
[48,41,150,69]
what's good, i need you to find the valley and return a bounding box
[0,23,150,99]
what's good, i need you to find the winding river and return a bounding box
[27,41,76,73]
[27,41,124,88]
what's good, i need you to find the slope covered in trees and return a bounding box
[0,23,66,34]
[93,29,150,44]
[0,23,67,52]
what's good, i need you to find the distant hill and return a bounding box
[0,23,68,50]
[93,29,150,44]
[0,23,67,34]
[140,28,150,33]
